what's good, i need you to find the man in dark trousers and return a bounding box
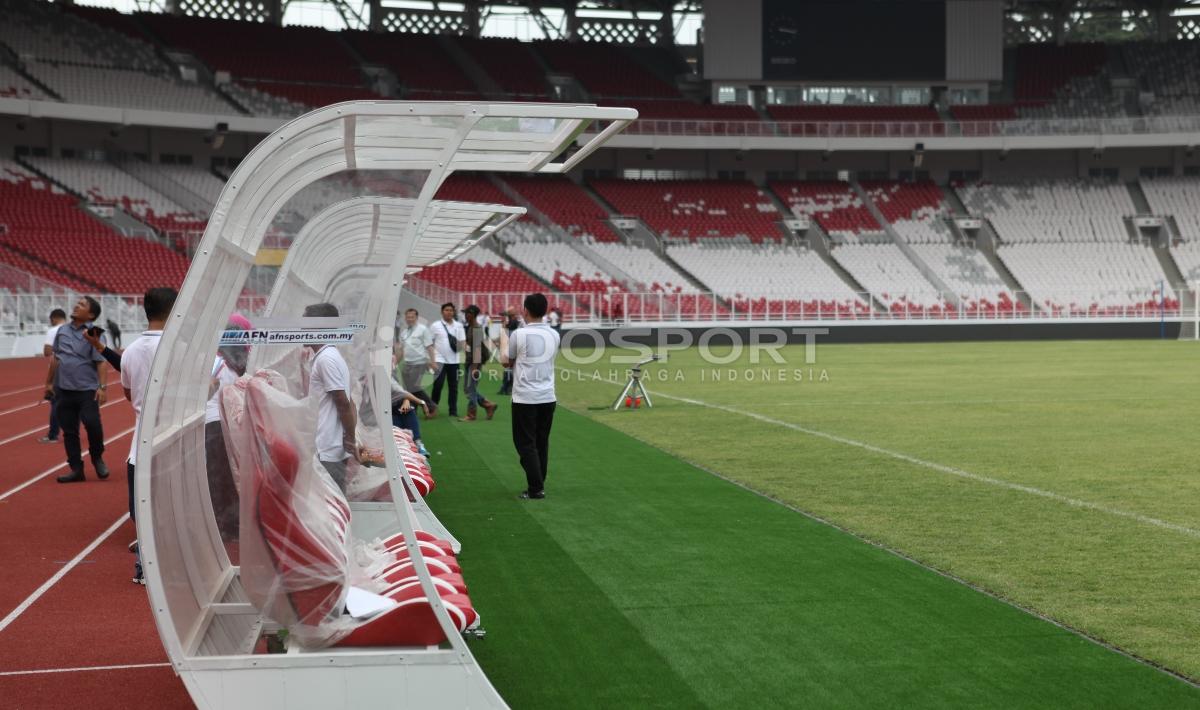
[429,302,465,418]
[506,293,560,500]
[45,296,109,483]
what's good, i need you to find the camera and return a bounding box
[86,326,105,338]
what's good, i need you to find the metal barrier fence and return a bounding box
[613,114,1200,139]
[405,279,1186,326]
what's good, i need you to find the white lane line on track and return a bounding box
[0,399,125,448]
[0,662,171,677]
[568,369,1200,540]
[0,374,121,407]
[0,426,136,502]
[0,514,128,635]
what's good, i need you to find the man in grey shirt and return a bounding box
[395,308,438,417]
[44,296,109,483]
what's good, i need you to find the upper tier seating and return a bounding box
[0,159,190,293]
[957,179,1135,243]
[667,242,867,318]
[24,61,234,114]
[589,179,783,244]
[949,104,1019,122]
[1014,44,1108,101]
[1125,41,1200,115]
[501,176,621,243]
[1141,176,1200,241]
[1170,240,1200,282]
[612,99,761,122]
[457,37,547,98]
[26,157,206,235]
[346,31,479,100]
[434,174,514,206]
[0,63,47,100]
[536,41,680,99]
[769,181,883,238]
[140,15,361,85]
[0,0,160,71]
[221,81,308,118]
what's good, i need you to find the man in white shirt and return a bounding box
[118,287,177,585]
[305,303,357,492]
[39,308,67,443]
[506,293,561,500]
[396,308,438,417]
[429,302,465,418]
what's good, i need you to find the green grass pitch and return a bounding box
[419,339,1200,708]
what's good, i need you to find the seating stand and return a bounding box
[133,101,635,710]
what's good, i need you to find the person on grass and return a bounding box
[429,303,464,418]
[460,304,497,422]
[305,303,357,493]
[506,293,560,500]
[39,308,66,444]
[116,287,177,585]
[396,308,438,418]
[46,296,109,483]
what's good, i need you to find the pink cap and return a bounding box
[227,313,252,330]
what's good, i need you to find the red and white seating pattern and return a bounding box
[153,165,226,212]
[831,243,946,312]
[770,181,883,239]
[590,179,783,244]
[504,225,623,296]
[587,242,696,294]
[501,176,622,243]
[957,180,1135,243]
[346,31,480,101]
[1000,242,1175,314]
[26,157,207,235]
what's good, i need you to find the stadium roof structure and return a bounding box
[133,100,634,709]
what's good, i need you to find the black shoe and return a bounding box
[132,562,145,585]
[57,469,86,483]
[94,459,109,480]
[519,490,546,500]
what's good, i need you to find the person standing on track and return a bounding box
[116,287,177,584]
[506,293,560,500]
[46,296,109,483]
[39,308,66,444]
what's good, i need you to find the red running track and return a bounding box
[0,357,191,709]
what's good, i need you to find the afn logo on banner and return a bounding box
[219,323,366,346]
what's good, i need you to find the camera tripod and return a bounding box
[611,355,659,411]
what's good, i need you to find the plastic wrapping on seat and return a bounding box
[233,371,475,649]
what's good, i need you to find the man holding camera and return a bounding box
[45,296,109,483]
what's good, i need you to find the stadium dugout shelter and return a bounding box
[134,101,635,710]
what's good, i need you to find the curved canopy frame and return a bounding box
[135,101,633,709]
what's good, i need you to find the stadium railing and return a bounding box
[619,115,1200,139]
[404,281,1185,325]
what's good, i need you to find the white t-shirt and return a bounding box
[398,322,434,364]
[431,318,465,365]
[507,323,560,405]
[44,323,62,347]
[119,330,163,464]
[547,311,560,328]
[204,356,240,424]
[309,345,351,462]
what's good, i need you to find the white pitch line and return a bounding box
[0,514,128,635]
[0,426,136,502]
[569,369,1200,540]
[0,399,126,448]
[0,377,122,419]
[0,662,171,677]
